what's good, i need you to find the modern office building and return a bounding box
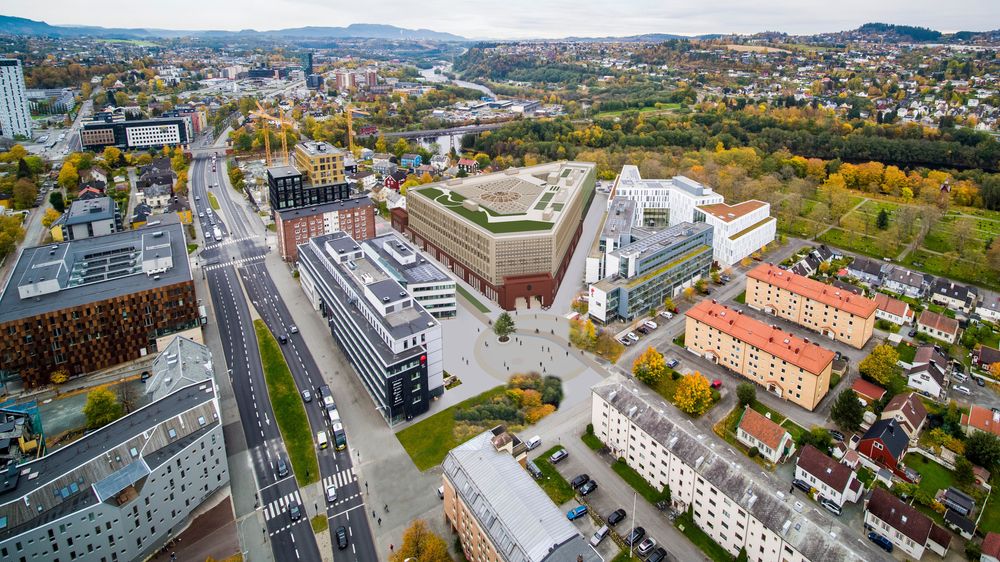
[0,59,32,140]
[80,117,192,150]
[55,197,124,241]
[26,87,75,115]
[745,263,878,349]
[360,232,456,318]
[685,300,834,410]
[0,214,199,388]
[391,161,596,310]
[610,166,775,266]
[0,335,228,562]
[592,376,874,562]
[297,232,444,425]
[294,141,348,187]
[442,426,601,562]
[585,196,638,284]
[275,196,375,262]
[267,165,351,212]
[588,221,713,323]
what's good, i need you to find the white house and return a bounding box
[873,292,914,326]
[884,267,926,298]
[917,310,960,344]
[865,487,950,559]
[977,295,1000,323]
[906,361,947,400]
[794,444,864,507]
[736,406,795,464]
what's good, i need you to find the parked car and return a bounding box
[659,311,674,320]
[625,527,646,547]
[579,480,598,496]
[711,379,722,389]
[793,478,811,493]
[637,537,657,556]
[868,532,893,552]
[908,329,918,337]
[570,474,590,489]
[828,429,845,442]
[620,338,632,347]
[607,508,626,527]
[647,547,668,562]
[626,332,639,342]
[637,325,650,335]
[549,449,568,464]
[955,385,972,396]
[301,389,312,403]
[819,497,842,516]
[567,505,588,521]
[644,320,658,330]
[666,358,680,369]
[590,526,609,547]
[335,526,348,549]
[526,435,541,450]
[976,377,986,387]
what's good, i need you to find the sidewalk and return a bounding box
[148,494,241,562]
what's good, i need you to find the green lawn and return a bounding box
[612,459,670,504]
[535,446,576,504]
[896,343,917,364]
[901,248,1000,291]
[415,186,554,233]
[456,284,490,313]
[311,515,328,534]
[582,432,604,451]
[187,243,198,254]
[675,510,732,562]
[394,386,505,470]
[817,228,895,259]
[207,192,221,210]
[253,320,319,487]
[980,488,1000,533]
[781,419,808,443]
[905,453,955,496]
[734,291,746,304]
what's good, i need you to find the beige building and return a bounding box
[294,141,347,186]
[685,300,835,411]
[392,161,596,309]
[745,263,877,349]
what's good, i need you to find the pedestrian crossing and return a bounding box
[263,490,302,521]
[323,467,357,491]
[203,255,266,271]
[204,235,256,250]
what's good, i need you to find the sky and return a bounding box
[4,0,999,39]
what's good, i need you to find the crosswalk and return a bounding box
[323,467,357,491]
[263,490,302,521]
[204,255,266,271]
[204,235,256,250]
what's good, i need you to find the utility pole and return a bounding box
[629,491,637,559]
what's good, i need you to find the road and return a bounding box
[357,123,505,140]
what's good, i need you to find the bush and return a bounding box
[586,423,594,435]
[541,376,563,406]
[748,447,760,458]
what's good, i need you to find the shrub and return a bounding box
[525,404,556,424]
[748,447,759,458]
[541,376,563,406]
[586,423,594,435]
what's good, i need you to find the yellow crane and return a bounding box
[249,100,295,167]
[345,102,355,154]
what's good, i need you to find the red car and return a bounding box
[711,379,723,389]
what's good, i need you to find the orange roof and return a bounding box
[962,405,1000,437]
[917,310,959,335]
[737,406,788,449]
[686,300,835,375]
[852,378,887,401]
[748,263,878,318]
[696,200,767,222]
[873,292,912,319]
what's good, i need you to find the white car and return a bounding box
[325,485,337,503]
[626,332,639,342]
[644,320,658,330]
[659,311,674,320]
[955,385,972,396]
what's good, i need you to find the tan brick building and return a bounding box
[745,263,877,348]
[293,141,346,186]
[685,300,835,410]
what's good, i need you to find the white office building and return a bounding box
[694,201,776,266]
[360,232,456,318]
[0,59,32,140]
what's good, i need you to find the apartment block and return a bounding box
[0,59,32,139]
[694,201,776,266]
[80,117,192,150]
[592,376,875,562]
[745,263,877,349]
[293,141,347,187]
[685,300,834,410]
[275,196,375,262]
[56,196,124,241]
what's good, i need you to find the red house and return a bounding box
[384,170,408,191]
[458,158,479,174]
[857,418,911,479]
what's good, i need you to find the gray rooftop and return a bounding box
[267,165,301,179]
[297,141,345,156]
[362,232,452,287]
[276,196,373,221]
[0,214,192,324]
[602,197,636,240]
[63,196,117,226]
[145,336,215,402]
[614,221,712,261]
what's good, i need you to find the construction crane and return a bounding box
[249,100,295,167]
[345,102,355,154]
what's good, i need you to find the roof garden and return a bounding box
[416,186,555,234]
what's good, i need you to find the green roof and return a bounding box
[415,186,554,234]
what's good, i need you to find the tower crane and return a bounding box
[249,100,295,166]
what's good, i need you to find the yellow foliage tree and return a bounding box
[674,372,713,416]
[632,347,667,385]
[390,519,452,562]
[41,208,61,228]
[991,362,1000,379]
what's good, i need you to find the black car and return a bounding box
[908,329,918,337]
[976,377,986,387]
[335,526,348,549]
[646,547,668,562]
[579,480,598,496]
[793,478,811,493]
[625,527,646,547]
[828,429,845,442]
[570,474,590,489]
[607,508,626,527]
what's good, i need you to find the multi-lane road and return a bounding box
[188,151,376,561]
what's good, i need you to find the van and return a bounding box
[526,435,541,451]
[526,461,543,480]
[327,408,341,426]
[955,385,972,396]
[317,430,329,449]
[590,526,609,547]
[333,423,347,450]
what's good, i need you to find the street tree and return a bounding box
[102,146,122,165]
[859,344,899,386]
[41,208,61,228]
[0,215,26,258]
[831,389,865,431]
[83,388,124,429]
[633,347,667,385]
[390,519,451,562]
[736,382,756,407]
[13,178,37,210]
[493,312,515,342]
[674,372,713,416]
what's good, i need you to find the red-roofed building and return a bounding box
[962,405,1000,438]
[917,310,960,344]
[852,378,887,404]
[873,292,914,326]
[736,406,795,463]
[457,158,479,174]
[745,263,877,348]
[982,532,1000,562]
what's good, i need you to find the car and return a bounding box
[637,325,650,335]
[624,527,646,547]
[301,389,312,403]
[288,503,301,521]
[335,526,348,549]
[570,474,591,489]
[819,497,842,516]
[195,195,200,201]
[590,525,610,548]
[567,505,588,521]
[659,311,674,320]
[834,351,843,361]
[721,274,732,283]
[199,212,205,218]
[579,480,598,496]
[993,407,1000,415]
[908,329,918,337]
[953,372,969,384]
[711,379,722,389]
[868,532,893,552]
[276,457,289,477]
[289,325,299,334]
[646,547,668,562]
[977,377,986,387]
[666,358,680,369]
[606,508,626,527]
[526,435,541,450]
[626,332,639,342]
[828,429,845,442]
[278,334,288,345]
[644,320,658,330]
[549,449,568,464]
[955,385,972,396]
[619,338,632,347]
[326,485,337,503]
[637,537,657,556]
[792,478,811,493]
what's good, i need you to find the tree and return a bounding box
[876,208,889,230]
[49,368,69,385]
[117,380,138,415]
[966,431,1000,470]
[991,362,1000,379]
[493,312,515,342]
[41,208,61,228]
[12,179,37,210]
[49,191,65,212]
[390,519,451,562]
[633,347,667,385]
[0,215,26,258]
[58,161,79,190]
[102,146,122,165]
[663,296,675,311]
[736,382,756,407]
[859,344,899,386]
[674,372,713,416]
[954,456,975,488]
[392,138,409,158]
[797,427,833,455]
[831,389,865,431]
[375,135,387,153]
[83,387,124,429]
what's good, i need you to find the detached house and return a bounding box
[384,170,409,192]
[906,360,948,400]
[400,153,422,169]
[873,292,914,326]
[974,345,1000,371]
[736,406,795,464]
[458,158,479,174]
[852,378,887,405]
[962,405,1000,438]
[977,295,1000,323]
[930,279,978,313]
[858,418,910,479]
[794,445,864,507]
[917,310,960,344]
[865,487,950,559]
[880,393,928,441]
[884,267,927,299]
[372,153,396,175]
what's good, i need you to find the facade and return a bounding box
[297,232,444,425]
[80,117,192,150]
[441,427,600,562]
[0,215,199,388]
[58,197,123,241]
[588,222,713,323]
[360,232,456,318]
[873,292,913,326]
[906,361,947,400]
[736,406,795,463]
[857,419,909,478]
[694,201,776,266]
[745,263,878,349]
[846,257,885,287]
[400,153,422,169]
[372,154,395,175]
[592,376,875,562]
[685,300,834,411]
[293,141,347,187]
[865,488,950,559]
[880,392,927,441]
[977,295,1000,323]
[884,267,927,299]
[0,59,32,140]
[275,196,375,262]
[267,166,351,212]
[0,336,227,562]
[916,310,960,344]
[392,161,596,310]
[585,196,637,284]
[794,445,864,508]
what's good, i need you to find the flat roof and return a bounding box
[615,221,712,262]
[296,141,345,157]
[602,196,636,240]
[63,197,117,226]
[686,300,835,375]
[748,263,878,318]
[267,165,301,179]
[698,200,767,223]
[276,196,372,221]
[363,233,452,286]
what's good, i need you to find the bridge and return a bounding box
[359,123,507,140]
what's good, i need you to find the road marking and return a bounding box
[258,475,294,493]
[327,503,365,519]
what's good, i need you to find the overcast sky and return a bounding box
[6,0,999,39]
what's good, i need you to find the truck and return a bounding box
[212,226,223,242]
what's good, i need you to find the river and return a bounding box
[415,64,496,156]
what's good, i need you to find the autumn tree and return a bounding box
[375,135,387,153]
[58,161,80,190]
[84,388,123,429]
[990,362,1000,379]
[0,215,26,258]
[632,347,667,385]
[674,372,713,416]
[49,368,69,385]
[390,519,451,562]
[859,344,899,386]
[831,389,865,431]
[41,208,61,228]
[13,179,37,210]
[102,146,122,165]
[392,138,409,158]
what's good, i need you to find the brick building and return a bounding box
[275,197,375,262]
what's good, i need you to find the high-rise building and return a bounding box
[294,141,347,187]
[305,52,314,75]
[0,59,32,140]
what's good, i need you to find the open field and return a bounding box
[593,103,682,119]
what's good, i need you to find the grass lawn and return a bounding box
[781,419,808,443]
[593,103,681,118]
[734,291,746,304]
[253,319,319,487]
[896,343,917,363]
[456,284,490,313]
[582,432,604,451]
[187,243,198,254]
[675,510,732,562]
[830,373,842,389]
[905,453,955,497]
[535,446,576,504]
[415,186,554,233]
[395,386,506,470]
[902,248,1000,291]
[311,515,328,534]
[612,459,670,504]
[207,192,221,210]
[817,228,894,259]
[980,489,1000,533]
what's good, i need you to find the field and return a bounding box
[593,103,681,118]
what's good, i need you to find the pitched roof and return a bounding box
[748,263,878,318]
[686,300,835,375]
[982,532,1000,558]
[796,445,854,492]
[861,418,908,460]
[886,267,924,288]
[977,345,1000,366]
[931,278,976,301]
[917,310,960,335]
[696,200,767,222]
[737,407,788,450]
[867,487,938,546]
[848,257,884,277]
[962,405,1000,437]
[907,361,946,389]
[882,392,927,431]
[851,378,886,401]
[873,292,911,319]
[912,345,949,369]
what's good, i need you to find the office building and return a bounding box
[588,221,713,323]
[267,165,350,212]
[80,117,192,150]
[306,74,324,90]
[56,197,124,241]
[0,59,32,140]
[685,300,834,410]
[26,87,75,115]
[745,263,877,349]
[294,141,348,187]
[610,166,774,266]
[442,426,601,562]
[392,161,596,310]
[275,196,375,262]
[0,335,228,562]
[361,232,456,318]
[0,215,199,388]
[592,376,874,562]
[297,232,444,425]
[585,196,637,284]
[304,52,314,75]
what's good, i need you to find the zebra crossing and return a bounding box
[323,467,357,491]
[263,490,302,521]
[204,235,256,250]
[203,255,266,271]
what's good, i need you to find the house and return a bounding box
[359,148,374,161]
[76,185,105,200]
[372,153,396,175]
[977,295,1000,323]
[138,183,173,209]
[793,444,864,507]
[458,158,479,174]
[917,310,960,344]
[857,418,910,479]
[88,167,108,185]
[930,279,978,313]
[941,487,975,518]
[911,344,950,371]
[400,153,422,169]
[384,170,409,192]
[962,405,1000,438]
[852,378,887,405]
[981,532,1000,562]
[865,487,950,559]
[847,257,885,286]
[880,393,927,440]
[830,279,864,295]
[386,189,406,211]
[430,154,450,171]
[974,345,1000,371]
[735,406,795,463]
[884,267,927,298]
[906,361,947,400]
[873,292,914,326]
[131,202,152,227]
[343,155,358,174]
[349,170,377,191]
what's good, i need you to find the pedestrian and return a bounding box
[384,503,389,512]
[373,510,376,519]
[378,517,382,526]
[390,544,394,552]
